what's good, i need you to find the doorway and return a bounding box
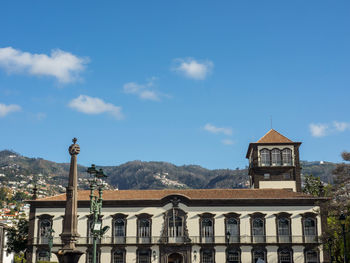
[168,253,183,263]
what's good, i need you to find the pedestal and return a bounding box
[55,249,83,263]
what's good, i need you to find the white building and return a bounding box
[27,130,328,263]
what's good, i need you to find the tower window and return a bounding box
[282,149,292,166]
[271,149,282,166]
[260,149,270,166]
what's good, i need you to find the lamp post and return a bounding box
[226,231,231,244]
[48,228,55,261]
[87,164,110,263]
[327,237,334,263]
[339,213,348,263]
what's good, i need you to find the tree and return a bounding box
[303,174,325,197]
[6,218,28,254]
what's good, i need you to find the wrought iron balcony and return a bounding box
[32,235,321,245]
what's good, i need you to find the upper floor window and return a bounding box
[169,215,183,237]
[225,213,240,243]
[271,149,282,166]
[112,213,127,244]
[278,248,292,263]
[113,249,125,263]
[260,149,270,166]
[137,249,151,263]
[38,214,53,244]
[304,218,316,236]
[276,214,292,243]
[202,218,214,237]
[305,250,319,263]
[250,213,266,243]
[201,249,215,263]
[282,148,292,166]
[227,249,240,263]
[137,213,152,243]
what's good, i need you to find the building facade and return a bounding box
[27,130,328,263]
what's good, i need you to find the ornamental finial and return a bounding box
[69,137,80,156]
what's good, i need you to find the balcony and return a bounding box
[31,235,321,245]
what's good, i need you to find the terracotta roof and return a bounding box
[35,189,314,201]
[256,129,293,143]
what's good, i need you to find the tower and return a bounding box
[246,129,302,192]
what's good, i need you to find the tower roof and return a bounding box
[256,129,293,143]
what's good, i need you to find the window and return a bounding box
[304,217,317,243]
[277,217,291,243]
[252,218,265,243]
[202,249,214,263]
[112,214,127,244]
[282,149,292,166]
[264,173,270,180]
[226,218,239,243]
[283,173,291,180]
[137,214,152,244]
[227,249,240,263]
[169,215,183,237]
[37,250,49,262]
[87,250,100,263]
[305,250,319,263]
[271,149,281,166]
[253,249,266,263]
[279,249,292,263]
[138,249,151,263]
[37,215,53,244]
[113,250,125,263]
[260,149,270,166]
[139,219,151,237]
[200,215,214,243]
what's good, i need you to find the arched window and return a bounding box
[114,218,125,243]
[202,218,213,237]
[260,149,270,166]
[305,250,319,263]
[279,249,292,263]
[252,218,265,243]
[137,213,152,244]
[226,218,239,243]
[87,249,100,263]
[168,215,183,237]
[227,249,240,263]
[201,249,214,263]
[277,217,291,243]
[113,249,125,263]
[282,148,292,166]
[304,217,317,243]
[37,215,53,244]
[137,249,151,263]
[271,149,281,166]
[253,249,266,263]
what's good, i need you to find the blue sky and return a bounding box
[0,1,349,169]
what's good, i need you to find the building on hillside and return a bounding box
[27,130,329,263]
[0,223,14,263]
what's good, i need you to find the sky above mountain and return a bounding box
[0,1,349,169]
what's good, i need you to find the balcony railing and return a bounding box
[32,235,321,245]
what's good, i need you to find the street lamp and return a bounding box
[339,213,348,263]
[327,237,334,263]
[226,231,231,244]
[87,164,110,263]
[193,250,197,261]
[48,228,55,261]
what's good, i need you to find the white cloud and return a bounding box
[309,123,328,137]
[333,121,350,132]
[222,139,234,145]
[123,79,165,101]
[0,47,89,83]
[69,95,123,119]
[173,58,213,80]
[0,103,21,117]
[204,123,232,136]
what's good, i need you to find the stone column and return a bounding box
[55,138,83,263]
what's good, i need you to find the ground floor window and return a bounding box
[37,250,49,262]
[253,248,266,263]
[113,249,125,263]
[227,249,240,263]
[201,248,215,263]
[138,249,151,263]
[279,249,292,263]
[305,250,319,263]
[87,250,100,263]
